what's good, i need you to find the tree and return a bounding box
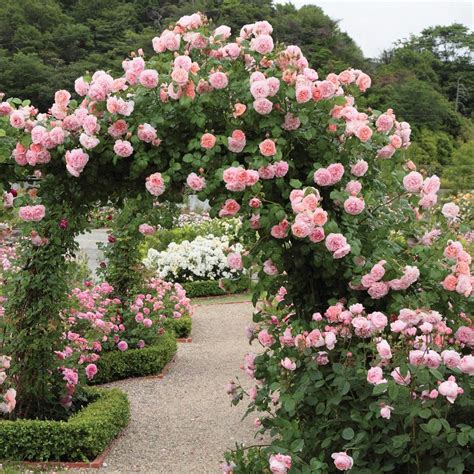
[443,140,474,190]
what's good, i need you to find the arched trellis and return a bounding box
[0,13,468,443]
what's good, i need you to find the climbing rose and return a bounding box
[186,172,206,191]
[351,159,368,177]
[145,172,165,196]
[403,171,423,193]
[113,140,133,157]
[331,452,354,471]
[209,72,228,89]
[65,148,89,176]
[269,454,292,474]
[259,138,277,156]
[201,133,217,149]
[344,196,365,215]
[18,205,46,222]
[227,252,243,270]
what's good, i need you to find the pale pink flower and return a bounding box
[438,379,461,403]
[441,203,460,220]
[138,224,155,235]
[66,148,89,176]
[113,139,133,157]
[331,452,354,471]
[344,196,365,215]
[269,454,292,474]
[186,172,206,191]
[460,355,474,375]
[146,172,165,197]
[259,139,277,157]
[201,133,217,149]
[281,357,296,371]
[219,199,240,217]
[403,171,423,193]
[258,329,275,347]
[253,98,273,114]
[391,367,411,385]
[380,405,393,419]
[367,366,385,385]
[250,34,274,54]
[227,252,243,270]
[209,72,228,89]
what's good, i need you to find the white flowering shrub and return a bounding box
[143,234,244,282]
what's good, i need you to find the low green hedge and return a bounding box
[181,277,250,298]
[0,387,129,462]
[164,314,192,338]
[91,330,177,384]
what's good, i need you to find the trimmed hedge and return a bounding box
[91,330,177,384]
[0,387,129,462]
[164,314,192,338]
[181,277,250,298]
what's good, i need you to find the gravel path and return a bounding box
[95,301,262,473]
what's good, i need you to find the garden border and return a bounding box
[0,387,129,464]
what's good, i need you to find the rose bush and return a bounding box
[0,12,471,471]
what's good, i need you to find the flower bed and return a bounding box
[0,387,129,462]
[90,331,177,385]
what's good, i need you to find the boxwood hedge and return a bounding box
[0,387,129,461]
[164,314,192,338]
[91,330,177,384]
[181,277,250,298]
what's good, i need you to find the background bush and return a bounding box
[91,331,177,384]
[0,387,129,461]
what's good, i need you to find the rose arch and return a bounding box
[0,12,472,472]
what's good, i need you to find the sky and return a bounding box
[273,0,473,58]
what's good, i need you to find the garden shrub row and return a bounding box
[181,277,250,298]
[0,387,129,461]
[91,331,177,384]
[164,314,192,338]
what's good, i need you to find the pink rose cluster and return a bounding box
[331,96,374,143]
[325,233,351,259]
[355,262,420,298]
[314,163,344,187]
[227,129,246,153]
[403,172,440,209]
[343,180,365,216]
[18,205,45,222]
[223,166,259,192]
[442,241,472,297]
[377,120,411,158]
[288,189,327,242]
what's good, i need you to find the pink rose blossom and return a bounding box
[113,139,133,157]
[219,199,240,217]
[253,98,273,115]
[380,405,393,419]
[269,454,292,474]
[146,172,165,197]
[391,367,411,385]
[65,148,89,176]
[281,357,296,371]
[259,139,277,157]
[209,72,228,89]
[19,205,46,222]
[331,452,354,471]
[403,171,423,193]
[186,172,206,191]
[201,133,217,149]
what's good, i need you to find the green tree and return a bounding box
[443,140,474,190]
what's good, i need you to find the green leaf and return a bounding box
[372,383,388,396]
[291,439,304,452]
[289,179,302,189]
[342,427,355,440]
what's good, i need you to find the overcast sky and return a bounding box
[273,0,473,58]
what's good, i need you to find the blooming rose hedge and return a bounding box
[0,11,472,471]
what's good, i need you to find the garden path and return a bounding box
[93,301,263,473]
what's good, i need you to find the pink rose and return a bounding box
[250,34,274,54]
[441,203,460,220]
[325,233,347,252]
[376,339,392,359]
[137,123,157,143]
[201,133,217,149]
[85,363,98,380]
[367,366,385,385]
[403,171,423,193]
[391,367,411,385]
[65,148,89,176]
[117,341,128,351]
[113,139,133,157]
[146,172,165,197]
[356,125,373,142]
[281,357,296,371]
[350,159,368,177]
[219,199,240,217]
[460,355,474,375]
[18,205,46,222]
[441,350,461,369]
[274,161,289,177]
[380,405,393,420]
[263,259,279,275]
[314,168,332,186]
[346,180,362,196]
[269,454,292,474]
[258,329,275,347]
[344,196,365,215]
[186,172,206,191]
[138,224,156,235]
[227,252,243,270]
[356,72,371,92]
[253,98,273,115]
[331,452,354,471]
[438,379,461,403]
[209,72,228,89]
[259,139,277,157]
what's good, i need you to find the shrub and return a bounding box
[181,277,250,298]
[164,314,192,338]
[90,331,177,384]
[0,386,129,461]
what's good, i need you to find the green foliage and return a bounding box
[0,387,129,461]
[163,314,192,338]
[442,140,474,191]
[90,331,177,384]
[181,277,250,298]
